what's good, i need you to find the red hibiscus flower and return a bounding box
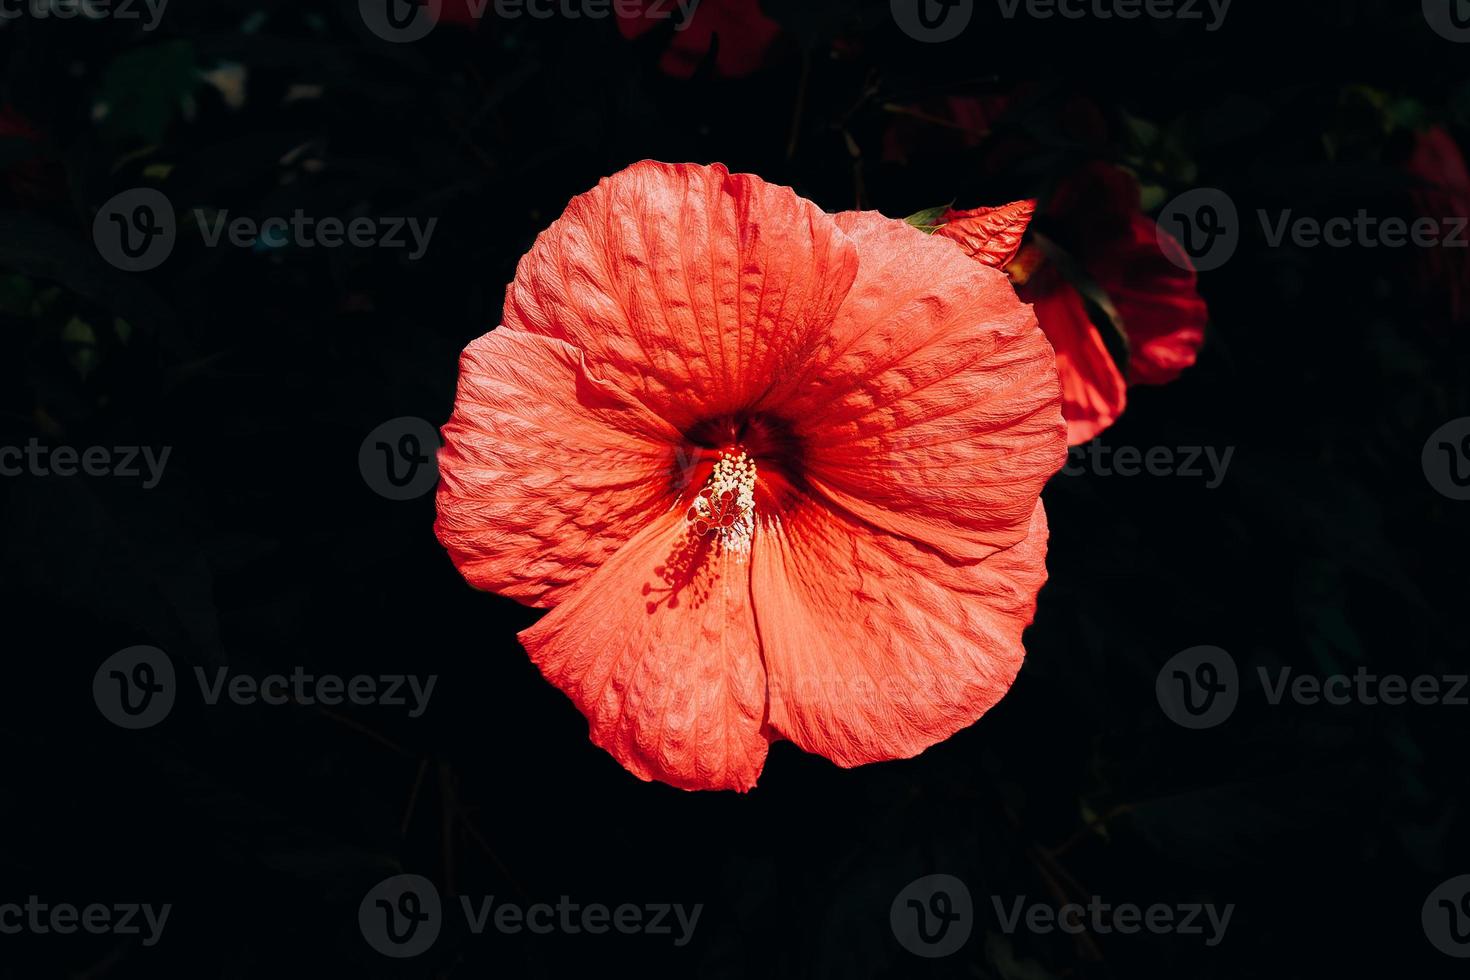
[435,161,1065,791]
[936,164,1207,444]
[616,0,780,79]
[0,105,61,208]
[434,0,481,27]
[1405,125,1470,325]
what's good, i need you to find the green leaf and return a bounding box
[95,41,199,144]
[0,273,35,316]
[0,213,175,335]
[903,203,951,233]
[62,316,99,380]
[1384,97,1428,132]
[1121,110,1160,150]
[986,932,1059,980]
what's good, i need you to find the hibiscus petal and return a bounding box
[1087,213,1207,386]
[519,512,770,791]
[503,161,859,431]
[1408,126,1470,323]
[621,0,781,79]
[935,199,1036,269]
[684,0,782,79]
[752,497,1049,767]
[1020,273,1128,446]
[435,329,684,607]
[778,210,1065,561]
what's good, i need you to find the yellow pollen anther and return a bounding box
[685,451,756,556]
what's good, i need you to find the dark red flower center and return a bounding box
[680,413,808,554]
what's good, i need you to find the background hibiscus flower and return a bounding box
[937,162,1208,444]
[434,0,483,28]
[1405,124,1470,325]
[616,0,781,79]
[0,105,62,209]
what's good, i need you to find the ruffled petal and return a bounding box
[752,497,1049,767]
[1020,273,1128,445]
[519,512,770,791]
[502,160,859,431]
[435,329,683,607]
[934,199,1036,269]
[1086,213,1207,387]
[777,210,1065,561]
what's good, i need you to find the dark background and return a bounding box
[1,0,1468,976]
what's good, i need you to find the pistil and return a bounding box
[685,450,757,557]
